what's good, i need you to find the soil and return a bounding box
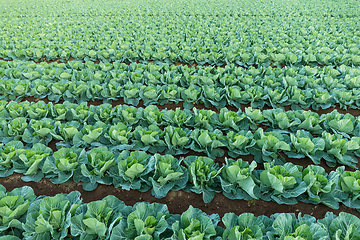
[1,173,359,224]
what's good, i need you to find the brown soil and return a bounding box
[1,173,359,222]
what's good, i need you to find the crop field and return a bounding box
[1,0,360,239]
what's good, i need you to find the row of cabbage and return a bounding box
[2,61,360,109]
[2,61,360,88]
[1,184,360,240]
[1,100,358,138]
[1,114,359,167]
[1,0,360,68]
[2,140,360,209]
[2,42,360,69]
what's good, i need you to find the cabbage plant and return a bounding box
[0,185,36,238]
[337,167,360,209]
[13,143,52,182]
[110,202,170,240]
[301,165,339,209]
[219,158,260,200]
[109,151,154,192]
[0,117,28,144]
[0,141,23,177]
[222,213,266,240]
[258,162,307,204]
[168,206,219,240]
[149,154,188,198]
[42,147,86,184]
[71,195,130,240]
[23,191,81,240]
[190,129,226,159]
[184,156,222,203]
[75,147,115,191]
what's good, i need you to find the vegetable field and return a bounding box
[1,0,360,238]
